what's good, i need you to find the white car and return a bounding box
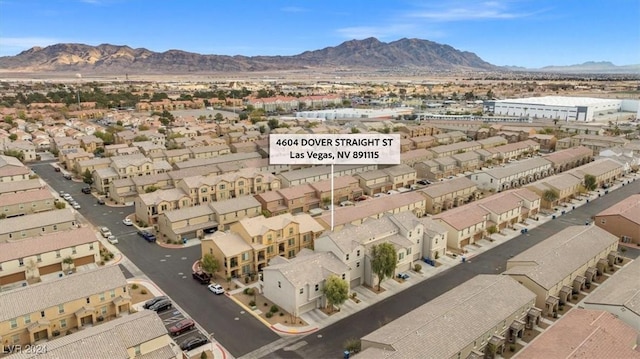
[107,235,118,244]
[72,203,81,209]
[99,227,112,238]
[207,283,225,295]
[122,218,133,226]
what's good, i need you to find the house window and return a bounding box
[86,298,90,304]
[110,290,115,298]
[18,258,24,267]
[398,253,404,261]
[278,281,281,288]
[10,319,17,329]
[72,246,77,254]
[57,304,65,314]
[315,284,319,291]
[219,184,225,190]
[60,319,67,328]
[299,288,304,294]
[289,227,294,235]
[407,248,412,255]
[134,346,141,356]
[342,274,346,280]
[56,250,61,258]
[89,244,94,250]
[53,224,57,230]
[36,254,42,262]
[288,239,294,246]
[356,261,360,268]
[101,306,107,315]
[346,254,350,261]
[40,311,45,318]
[600,219,606,224]
[100,293,105,301]
[356,250,360,257]
[242,252,250,261]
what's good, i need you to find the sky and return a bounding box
[0,0,638,68]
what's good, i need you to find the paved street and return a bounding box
[258,178,640,359]
[31,162,280,358]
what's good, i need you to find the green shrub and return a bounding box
[344,338,361,354]
[270,305,279,313]
[265,312,273,318]
[131,284,139,290]
[414,263,422,272]
[249,300,256,307]
[140,289,148,295]
[243,288,250,295]
[279,312,284,317]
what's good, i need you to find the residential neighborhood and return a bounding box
[0,75,639,359]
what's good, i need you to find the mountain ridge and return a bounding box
[0,38,496,73]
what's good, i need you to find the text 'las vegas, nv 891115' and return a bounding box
[269,134,401,165]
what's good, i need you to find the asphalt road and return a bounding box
[30,162,280,357]
[261,177,640,359]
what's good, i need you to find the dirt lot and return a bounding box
[129,284,154,305]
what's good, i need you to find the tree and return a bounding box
[584,174,597,191]
[201,254,219,277]
[133,135,149,142]
[138,124,150,131]
[323,275,349,313]
[145,186,158,193]
[267,118,279,130]
[62,256,74,271]
[542,189,559,206]
[487,225,498,236]
[83,169,93,184]
[3,149,23,161]
[370,243,397,291]
[214,113,224,123]
[8,133,17,141]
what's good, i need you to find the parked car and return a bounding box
[138,230,156,242]
[54,167,61,172]
[62,194,72,201]
[192,271,211,284]
[107,235,118,244]
[207,283,225,295]
[148,298,172,312]
[339,200,354,207]
[81,187,91,194]
[386,190,400,195]
[169,318,195,336]
[143,296,168,309]
[122,218,133,226]
[63,173,72,180]
[99,227,112,238]
[373,193,386,198]
[179,337,208,351]
[354,196,368,202]
[97,198,105,205]
[72,203,81,209]
[397,272,410,280]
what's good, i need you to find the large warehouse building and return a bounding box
[483,96,638,122]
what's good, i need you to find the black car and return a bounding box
[148,298,172,312]
[180,337,208,351]
[142,296,168,309]
[81,187,91,194]
[138,230,157,242]
[417,180,431,186]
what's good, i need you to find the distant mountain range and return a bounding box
[536,61,640,74]
[0,38,635,75]
[0,38,497,73]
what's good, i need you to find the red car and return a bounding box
[169,318,195,336]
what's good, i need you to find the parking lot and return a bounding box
[155,306,210,351]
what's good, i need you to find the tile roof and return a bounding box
[567,158,624,178]
[418,177,477,199]
[516,309,640,359]
[239,213,324,237]
[209,195,261,215]
[360,275,536,359]
[173,152,261,169]
[583,257,640,317]
[263,250,349,288]
[0,208,76,237]
[0,178,44,194]
[595,194,640,224]
[5,310,170,359]
[319,215,400,253]
[316,192,426,227]
[278,164,373,182]
[0,188,54,207]
[277,184,315,200]
[308,175,358,193]
[534,173,582,192]
[481,157,552,179]
[0,227,98,262]
[207,231,253,257]
[161,203,214,223]
[434,205,489,230]
[0,266,127,322]
[543,146,592,164]
[137,188,189,206]
[504,226,618,289]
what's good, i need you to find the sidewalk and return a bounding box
[249,171,639,338]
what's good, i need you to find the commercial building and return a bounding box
[594,194,640,245]
[0,266,131,347]
[358,275,538,359]
[483,96,627,122]
[504,225,619,316]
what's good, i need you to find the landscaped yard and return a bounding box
[501,343,524,358]
[233,290,308,327]
[129,283,154,304]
